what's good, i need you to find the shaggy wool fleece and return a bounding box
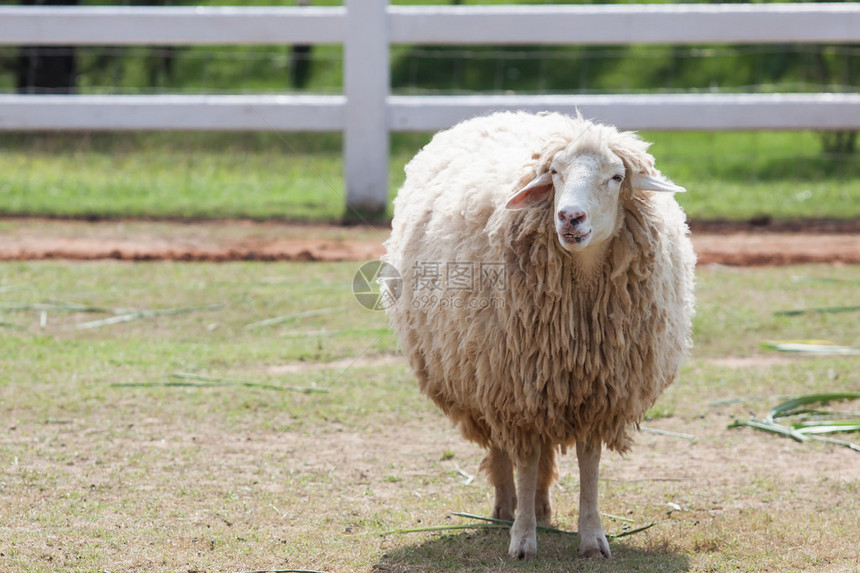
[384,111,695,456]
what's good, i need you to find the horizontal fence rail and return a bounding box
[387,3,860,45]
[0,95,347,132]
[3,3,859,47]
[387,93,860,133]
[1,2,859,213]
[0,6,346,45]
[3,93,860,133]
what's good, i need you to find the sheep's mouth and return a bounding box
[560,229,591,245]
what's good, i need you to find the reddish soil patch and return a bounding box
[1,236,383,263]
[693,233,860,266]
[0,217,858,266]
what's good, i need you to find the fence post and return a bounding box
[344,0,389,218]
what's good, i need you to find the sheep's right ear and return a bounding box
[505,172,554,210]
[630,172,686,193]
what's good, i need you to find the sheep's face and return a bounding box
[505,144,684,254]
[549,151,625,252]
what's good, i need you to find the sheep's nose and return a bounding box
[557,208,587,226]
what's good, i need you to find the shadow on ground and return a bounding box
[374,529,690,572]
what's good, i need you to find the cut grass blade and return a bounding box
[766,392,860,423]
[640,426,697,441]
[384,523,507,535]
[2,302,108,313]
[447,511,655,541]
[730,392,860,451]
[793,420,860,434]
[791,276,860,286]
[775,305,860,317]
[77,304,222,330]
[610,522,657,539]
[761,340,860,355]
[245,306,345,330]
[448,512,510,525]
[46,299,115,313]
[729,418,810,443]
[448,512,522,528]
[281,327,391,338]
[236,569,329,573]
[601,512,635,524]
[455,465,475,486]
[169,372,328,393]
[384,512,554,536]
[387,511,577,537]
[113,372,328,393]
[709,395,794,407]
[805,435,860,452]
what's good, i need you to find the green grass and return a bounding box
[647,131,860,221]
[1,261,858,571]
[0,132,349,221]
[1,130,858,222]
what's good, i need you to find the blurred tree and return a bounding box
[290,0,313,89]
[809,42,857,154]
[701,0,856,154]
[17,0,79,94]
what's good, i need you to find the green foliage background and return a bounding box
[2,0,857,98]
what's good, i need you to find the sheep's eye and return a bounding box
[611,174,624,183]
[550,168,559,176]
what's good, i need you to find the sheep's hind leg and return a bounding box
[480,446,517,521]
[535,440,557,526]
[576,439,611,559]
[508,439,541,559]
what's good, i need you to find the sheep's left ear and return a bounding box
[630,172,686,193]
[505,171,554,210]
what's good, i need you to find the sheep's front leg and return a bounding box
[576,439,611,559]
[480,446,517,521]
[508,440,540,559]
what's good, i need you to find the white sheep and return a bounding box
[383,111,695,560]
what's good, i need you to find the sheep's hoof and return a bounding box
[508,535,537,560]
[507,525,537,560]
[578,532,611,559]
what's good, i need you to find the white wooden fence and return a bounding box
[1,2,860,213]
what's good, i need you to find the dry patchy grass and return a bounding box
[1,261,859,572]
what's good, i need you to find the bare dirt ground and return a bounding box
[1,217,859,265]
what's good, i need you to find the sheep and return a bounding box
[382,111,695,560]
